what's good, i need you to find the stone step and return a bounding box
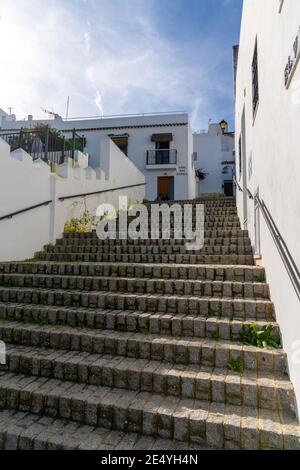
[57,236,252,247]
[110,221,242,229]
[0,371,298,449]
[0,287,273,317]
[0,409,206,450]
[0,322,285,373]
[128,209,239,215]
[0,262,266,282]
[100,219,241,227]
[63,229,249,239]
[129,207,238,214]
[36,252,255,265]
[0,302,277,336]
[0,274,269,299]
[43,245,253,256]
[148,198,236,207]
[147,198,235,203]
[123,215,241,223]
[143,211,239,218]
[196,203,236,208]
[3,344,295,413]
[63,228,249,242]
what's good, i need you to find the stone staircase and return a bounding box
[0,196,299,450]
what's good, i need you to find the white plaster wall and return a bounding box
[193,124,234,195]
[235,0,300,416]
[187,123,197,200]
[0,109,8,127]
[0,140,52,261]
[1,113,195,201]
[0,137,145,262]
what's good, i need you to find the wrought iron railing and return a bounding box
[255,194,300,301]
[146,149,177,165]
[0,126,85,165]
[233,176,243,192]
[232,179,300,300]
[0,200,52,222]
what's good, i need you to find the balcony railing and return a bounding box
[0,126,85,165]
[146,149,177,165]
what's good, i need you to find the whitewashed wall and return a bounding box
[0,139,52,262]
[0,137,145,262]
[235,0,300,417]
[193,124,235,195]
[0,109,8,127]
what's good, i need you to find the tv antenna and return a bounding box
[65,96,70,120]
[41,108,60,119]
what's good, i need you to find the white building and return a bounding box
[0,130,145,262]
[0,108,9,127]
[1,112,196,202]
[193,120,235,196]
[234,0,300,415]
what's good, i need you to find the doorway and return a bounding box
[224,181,234,197]
[157,176,174,200]
[155,141,170,165]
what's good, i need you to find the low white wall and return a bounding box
[0,137,145,262]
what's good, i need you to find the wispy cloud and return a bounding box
[84,31,91,56]
[0,0,242,129]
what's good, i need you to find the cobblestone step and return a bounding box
[138,206,237,212]
[104,222,242,230]
[2,344,294,413]
[56,237,252,247]
[63,229,249,239]
[0,302,277,336]
[143,204,237,211]
[118,217,241,225]
[36,252,255,265]
[0,287,273,317]
[169,196,236,208]
[0,196,297,450]
[157,198,236,207]
[44,245,253,256]
[0,274,269,299]
[0,262,266,282]
[0,372,298,449]
[144,203,237,210]
[0,409,206,450]
[0,322,285,374]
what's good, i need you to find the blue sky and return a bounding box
[0,0,242,130]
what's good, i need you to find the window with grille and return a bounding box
[252,41,259,117]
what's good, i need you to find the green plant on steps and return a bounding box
[206,309,219,319]
[227,357,243,373]
[211,332,220,340]
[64,210,107,233]
[239,322,281,349]
[23,255,43,263]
